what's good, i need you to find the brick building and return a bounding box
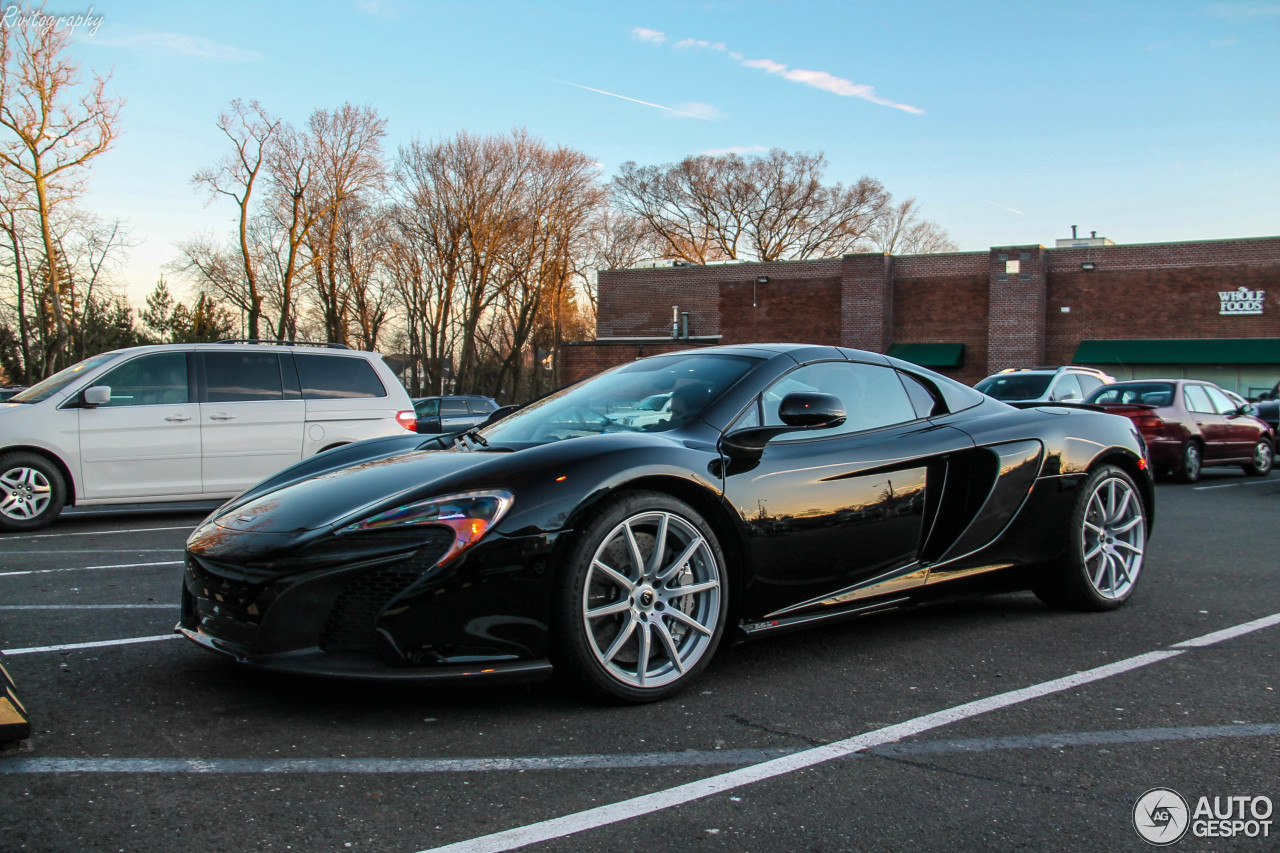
[564,235,1280,398]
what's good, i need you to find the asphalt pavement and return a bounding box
[0,471,1276,852]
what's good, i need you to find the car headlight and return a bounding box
[337,490,514,564]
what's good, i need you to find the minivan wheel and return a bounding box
[0,452,67,532]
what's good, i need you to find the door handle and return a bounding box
[165,414,193,422]
[209,413,237,421]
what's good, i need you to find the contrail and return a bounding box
[985,200,1025,215]
[540,76,712,120]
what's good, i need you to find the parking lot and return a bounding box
[1,472,1277,852]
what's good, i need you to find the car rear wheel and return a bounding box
[1177,441,1202,483]
[0,452,66,532]
[553,491,727,702]
[1243,439,1273,476]
[1034,465,1147,611]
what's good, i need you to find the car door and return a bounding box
[1183,383,1231,462]
[1204,385,1256,459]
[198,350,305,495]
[76,351,202,500]
[721,360,974,618]
[439,398,471,433]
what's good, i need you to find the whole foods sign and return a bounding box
[1218,286,1265,316]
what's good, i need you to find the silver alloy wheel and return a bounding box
[581,510,722,689]
[1081,475,1146,599]
[1183,442,1201,480]
[0,465,53,521]
[1254,441,1272,473]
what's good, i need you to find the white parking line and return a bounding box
[3,634,180,655]
[1,525,195,540]
[0,604,176,610]
[420,611,1280,853]
[1193,480,1275,490]
[0,561,183,577]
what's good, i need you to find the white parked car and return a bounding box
[975,366,1114,404]
[604,392,673,429]
[0,341,417,531]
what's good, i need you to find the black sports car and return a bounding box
[178,344,1154,702]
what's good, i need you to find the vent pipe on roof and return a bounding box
[672,306,680,339]
[1071,225,1078,239]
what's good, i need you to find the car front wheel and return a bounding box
[1177,441,1202,483]
[1243,439,1273,476]
[553,491,728,702]
[0,452,67,532]
[1034,465,1147,611]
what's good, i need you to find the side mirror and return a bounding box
[720,392,846,460]
[1234,403,1257,418]
[483,404,521,426]
[83,386,111,407]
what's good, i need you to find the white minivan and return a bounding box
[0,341,417,531]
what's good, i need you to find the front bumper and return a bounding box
[177,526,563,680]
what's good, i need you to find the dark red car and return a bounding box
[1084,379,1274,482]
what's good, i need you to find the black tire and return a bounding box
[552,491,728,703]
[1176,441,1202,483]
[0,451,67,532]
[1034,465,1148,612]
[1243,439,1273,477]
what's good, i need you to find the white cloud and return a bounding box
[673,38,727,51]
[632,27,667,44]
[673,102,724,121]
[743,57,924,114]
[93,32,262,62]
[704,145,769,155]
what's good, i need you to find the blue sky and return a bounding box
[52,0,1280,305]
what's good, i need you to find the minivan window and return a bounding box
[294,354,387,399]
[95,353,189,407]
[14,352,121,404]
[441,399,468,415]
[204,352,284,402]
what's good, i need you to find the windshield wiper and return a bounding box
[451,426,489,450]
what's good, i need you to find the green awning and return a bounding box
[888,342,965,368]
[1074,338,1280,365]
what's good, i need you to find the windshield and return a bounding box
[975,373,1054,401]
[9,352,123,404]
[1086,382,1175,407]
[483,353,760,444]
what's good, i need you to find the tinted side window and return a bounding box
[295,354,386,399]
[203,352,283,403]
[472,398,497,413]
[899,371,943,418]
[766,361,918,441]
[441,399,468,415]
[1052,374,1083,401]
[1183,384,1214,414]
[96,353,189,407]
[1077,375,1104,396]
[415,399,439,416]
[1203,386,1237,415]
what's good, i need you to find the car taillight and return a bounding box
[1133,415,1165,435]
[395,410,417,432]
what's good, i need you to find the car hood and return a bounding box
[209,446,510,535]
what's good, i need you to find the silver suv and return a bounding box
[0,341,416,531]
[975,366,1114,404]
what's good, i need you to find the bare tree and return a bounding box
[304,103,387,345]
[188,99,279,340]
[0,6,122,367]
[612,149,890,263]
[868,197,958,255]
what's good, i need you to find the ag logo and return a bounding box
[1134,788,1190,845]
